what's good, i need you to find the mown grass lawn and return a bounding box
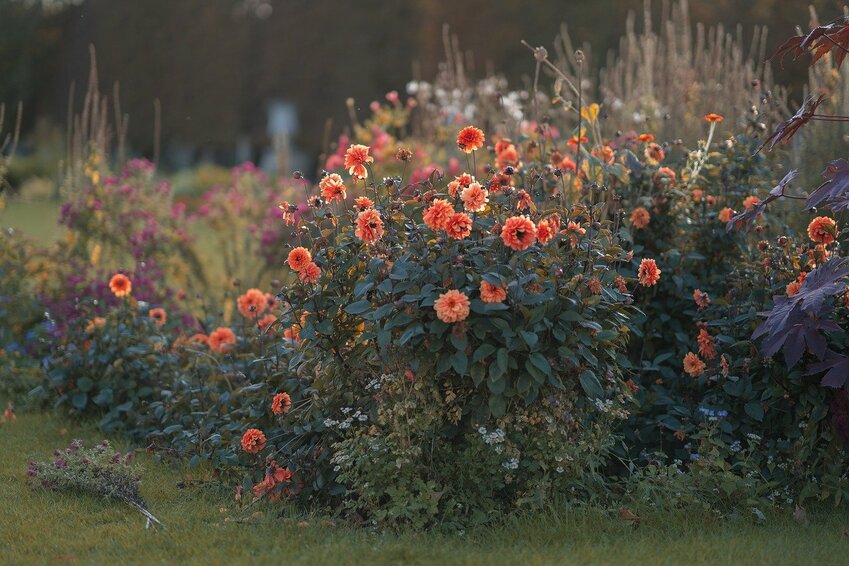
[1,412,847,565]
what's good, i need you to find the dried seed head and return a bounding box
[533,46,548,62]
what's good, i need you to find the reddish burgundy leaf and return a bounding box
[757,95,825,153]
[772,17,849,69]
[801,18,849,66]
[770,34,805,67]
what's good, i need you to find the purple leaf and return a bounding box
[767,170,800,200]
[753,258,849,368]
[726,201,768,232]
[725,172,797,231]
[808,350,849,390]
[807,159,849,211]
[797,257,849,314]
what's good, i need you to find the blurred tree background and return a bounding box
[1,0,847,170]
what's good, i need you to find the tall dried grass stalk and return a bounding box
[63,45,130,193]
[553,0,788,142]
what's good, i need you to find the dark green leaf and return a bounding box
[343,300,371,315]
[578,370,603,398]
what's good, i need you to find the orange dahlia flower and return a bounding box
[355,208,384,244]
[654,167,677,187]
[563,221,586,248]
[457,126,485,153]
[630,207,650,229]
[697,328,717,360]
[807,216,838,245]
[287,247,312,272]
[683,352,706,377]
[298,262,321,284]
[240,428,266,454]
[614,276,628,293]
[743,196,760,212]
[85,317,106,334]
[445,212,473,240]
[501,215,537,251]
[786,280,802,297]
[208,326,237,353]
[256,314,277,334]
[567,134,588,149]
[786,272,807,297]
[278,200,296,225]
[460,182,489,212]
[808,244,831,265]
[272,392,292,415]
[188,333,209,345]
[592,144,615,165]
[264,293,280,311]
[354,196,374,210]
[718,207,734,223]
[638,258,661,287]
[423,198,454,231]
[480,280,507,303]
[343,144,373,179]
[704,113,724,123]
[638,133,655,142]
[516,190,533,212]
[559,155,577,172]
[237,288,268,318]
[434,289,470,323]
[447,173,475,198]
[109,273,132,298]
[283,326,299,342]
[148,308,166,327]
[319,173,347,203]
[496,142,519,169]
[644,142,665,163]
[536,218,556,245]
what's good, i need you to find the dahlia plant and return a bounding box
[285,131,643,415]
[213,110,684,526]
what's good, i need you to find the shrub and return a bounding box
[39,295,183,433]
